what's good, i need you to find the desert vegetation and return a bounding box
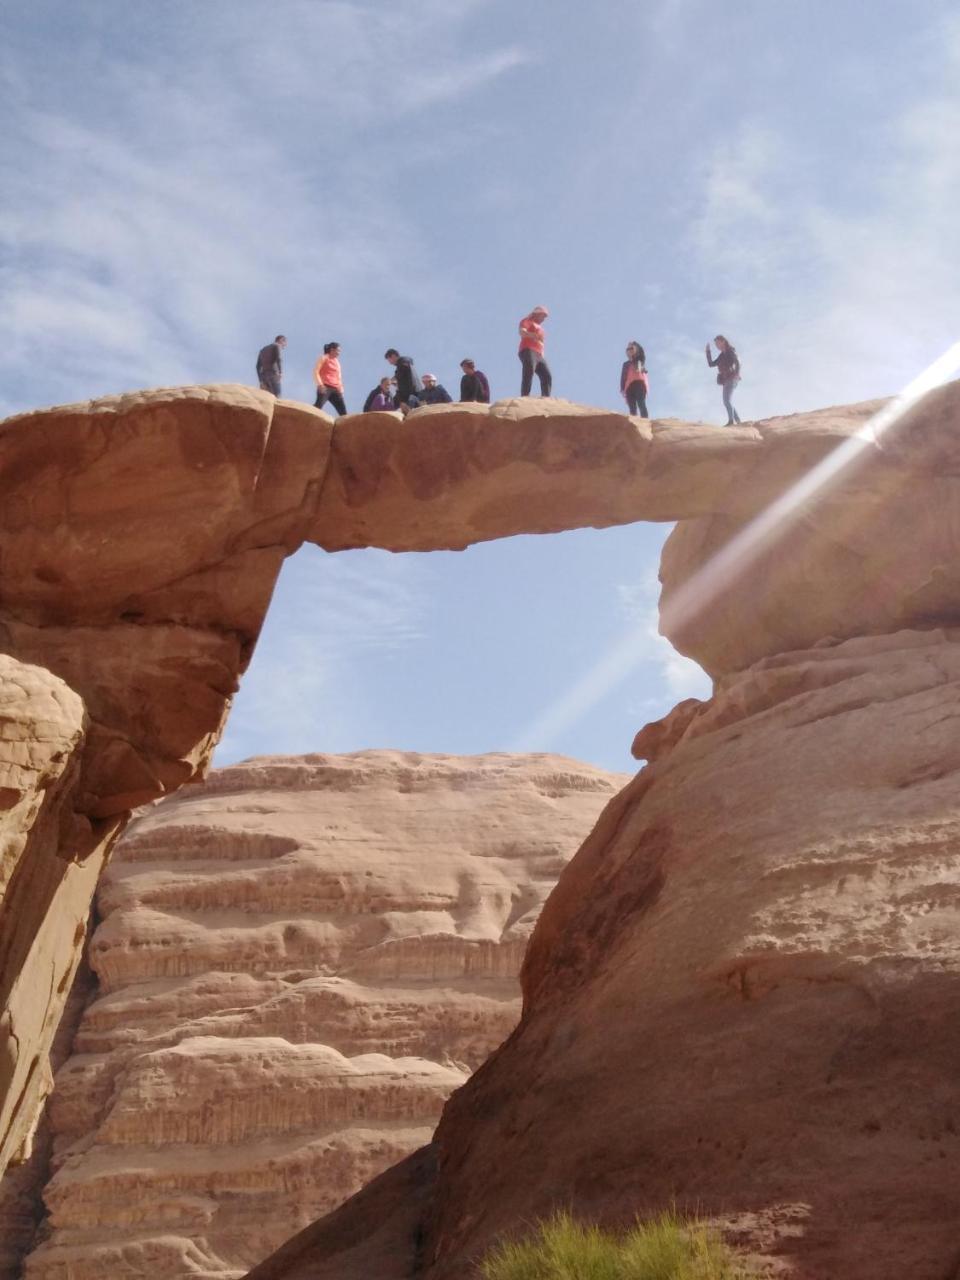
[480,1210,749,1279]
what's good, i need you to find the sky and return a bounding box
[3,1,959,774]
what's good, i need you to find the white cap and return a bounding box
[423,372,437,382]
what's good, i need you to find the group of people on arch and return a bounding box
[255,307,744,426]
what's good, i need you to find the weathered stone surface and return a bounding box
[259,629,960,1280]
[312,397,758,552]
[0,387,330,1173]
[0,656,107,1183]
[659,383,960,676]
[18,751,622,1279]
[0,386,331,819]
[316,387,960,680]
[4,381,960,1280]
[0,963,93,1280]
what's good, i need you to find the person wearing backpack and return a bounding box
[620,341,649,418]
[705,335,742,424]
[384,348,423,410]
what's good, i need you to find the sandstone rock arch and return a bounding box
[2,381,959,1277]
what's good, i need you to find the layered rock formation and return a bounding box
[17,751,622,1278]
[0,387,330,1171]
[244,383,960,1280]
[5,381,960,1279]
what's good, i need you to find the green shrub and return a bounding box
[480,1209,749,1280]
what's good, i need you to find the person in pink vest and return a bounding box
[518,305,552,397]
[313,341,347,415]
[620,341,649,417]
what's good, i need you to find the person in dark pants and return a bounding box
[706,335,742,424]
[459,359,490,403]
[313,341,347,415]
[518,306,552,396]
[620,341,649,417]
[419,374,453,404]
[384,348,423,410]
[256,334,286,396]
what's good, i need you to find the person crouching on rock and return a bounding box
[314,342,347,415]
[384,348,423,412]
[518,305,552,397]
[706,334,742,424]
[419,373,452,405]
[362,376,395,413]
[621,341,649,418]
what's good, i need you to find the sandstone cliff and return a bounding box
[0,387,330,1173]
[244,383,960,1280]
[16,751,622,1278]
[4,383,960,1279]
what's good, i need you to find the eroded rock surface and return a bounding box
[18,751,622,1279]
[5,382,960,1280]
[0,386,330,1172]
[249,630,960,1280]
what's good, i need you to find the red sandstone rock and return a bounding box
[17,751,621,1279]
[247,629,960,1280]
[4,383,960,1280]
[0,387,330,1173]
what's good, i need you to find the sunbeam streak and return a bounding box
[513,342,960,754]
[660,341,960,639]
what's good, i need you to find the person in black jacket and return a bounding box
[459,359,490,403]
[705,335,742,424]
[384,348,423,410]
[419,374,452,404]
[256,335,286,396]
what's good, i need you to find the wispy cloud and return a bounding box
[508,561,710,753]
[0,1,528,416]
[661,17,960,424]
[216,547,431,764]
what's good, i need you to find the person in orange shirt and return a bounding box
[518,305,552,397]
[313,341,347,415]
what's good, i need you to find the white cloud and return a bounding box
[508,563,711,752]
[0,3,528,415]
[662,20,960,425]
[216,547,431,764]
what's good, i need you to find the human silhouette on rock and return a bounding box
[518,306,552,397]
[706,335,742,424]
[459,359,490,403]
[314,342,347,416]
[384,349,423,412]
[256,335,286,397]
[363,376,395,413]
[620,341,649,418]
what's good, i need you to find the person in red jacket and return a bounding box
[518,306,552,397]
[314,341,347,415]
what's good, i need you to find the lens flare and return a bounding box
[661,342,960,639]
[513,344,960,753]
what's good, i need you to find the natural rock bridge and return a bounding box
[2,383,960,1278]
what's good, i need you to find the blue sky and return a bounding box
[3,1,959,772]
